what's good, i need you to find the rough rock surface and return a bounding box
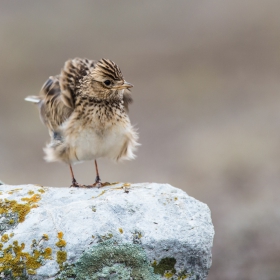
[0,183,214,279]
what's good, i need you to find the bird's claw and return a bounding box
[70,178,111,188]
[70,179,86,188]
[86,181,111,188]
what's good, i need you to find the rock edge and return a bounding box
[0,183,214,279]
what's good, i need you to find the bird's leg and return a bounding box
[94,159,102,186]
[86,160,110,188]
[90,159,103,188]
[69,164,84,188]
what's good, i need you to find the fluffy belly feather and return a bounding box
[44,114,138,164]
[70,125,131,162]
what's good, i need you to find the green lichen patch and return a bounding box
[0,213,19,235]
[0,235,52,278]
[88,263,132,279]
[152,257,177,276]
[75,240,160,280]
[54,263,76,280]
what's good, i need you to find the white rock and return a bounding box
[0,183,214,279]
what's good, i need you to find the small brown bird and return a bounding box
[25,58,139,188]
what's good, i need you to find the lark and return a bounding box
[25,58,139,188]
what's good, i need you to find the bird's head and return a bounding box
[85,58,133,100]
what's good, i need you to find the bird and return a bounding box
[25,58,139,188]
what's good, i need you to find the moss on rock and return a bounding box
[75,240,160,280]
[152,257,177,276]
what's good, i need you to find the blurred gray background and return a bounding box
[1,1,280,279]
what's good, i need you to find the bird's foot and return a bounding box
[85,175,111,188]
[70,179,85,188]
[86,181,111,188]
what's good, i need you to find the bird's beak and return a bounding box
[123,81,133,89]
[114,81,133,90]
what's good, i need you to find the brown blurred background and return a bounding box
[1,1,280,279]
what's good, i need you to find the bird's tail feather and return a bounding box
[25,96,41,103]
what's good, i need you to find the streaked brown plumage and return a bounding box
[25,58,139,187]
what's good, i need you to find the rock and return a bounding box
[0,183,214,279]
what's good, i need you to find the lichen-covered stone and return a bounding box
[0,183,214,279]
[75,240,159,279]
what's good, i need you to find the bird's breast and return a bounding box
[77,125,130,161]
[65,110,131,162]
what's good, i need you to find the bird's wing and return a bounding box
[59,58,96,107]
[26,58,96,133]
[38,75,74,132]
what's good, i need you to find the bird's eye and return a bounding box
[104,80,111,86]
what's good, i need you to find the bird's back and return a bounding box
[26,58,133,133]
[25,58,96,133]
